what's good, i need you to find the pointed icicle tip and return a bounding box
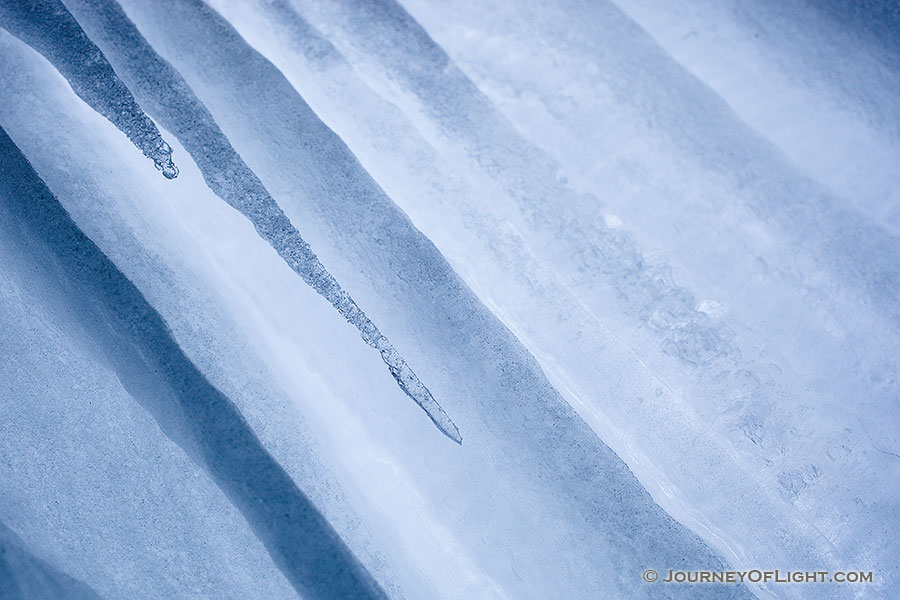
[157,158,179,179]
[443,422,463,446]
[151,141,179,179]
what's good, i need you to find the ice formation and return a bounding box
[1,0,897,599]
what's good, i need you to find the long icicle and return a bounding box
[56,0,461,443]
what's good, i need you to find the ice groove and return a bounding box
[0,125,388,600]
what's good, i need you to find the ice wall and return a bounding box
[1,0,896,599]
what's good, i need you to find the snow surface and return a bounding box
[0,1,897,599]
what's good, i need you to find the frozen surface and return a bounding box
[58,0,459,444]
[0,0,177,178]
[0,1,897,599]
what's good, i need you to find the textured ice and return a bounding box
[0,522,101,600]
[1,1,898,599]
[59,0,459,444]
[0,0,177,178]
[0,124,386,600]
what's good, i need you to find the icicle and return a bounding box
[0,0,177,178]
[62,0,461,442]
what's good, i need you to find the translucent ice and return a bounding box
[0,0,177,178]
